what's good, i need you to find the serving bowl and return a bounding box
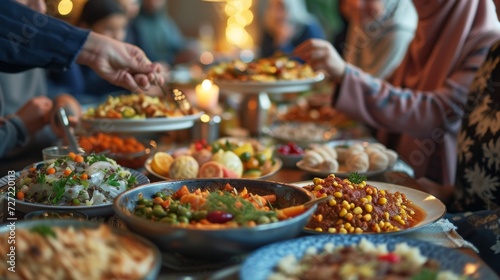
[0,219,162,280]
[113,178,316,260]
[275,143,305,168]
[24,210,88,220]
[78,133,157,169]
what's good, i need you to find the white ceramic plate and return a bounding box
[215,73,324,94]
[80,111,204,133]
[0,169,149,217]
[291,180,446,235]
[265,122,339,147]
[296,139,395,177]
[296,160,388,177]
[145,157,283,180]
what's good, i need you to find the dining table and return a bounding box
[0,130,493,280]
[138,159,486,280]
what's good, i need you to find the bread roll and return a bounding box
[311,144,337,160]
[303,150,323,167]
[367,143,387,151]
[368,150,389,171]
[345,152,369,172]
[335,146,349,163]
[348,143,365,154]
[319,159,339,172]
[384,149,398,166]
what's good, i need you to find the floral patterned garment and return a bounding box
[452,41,500,213]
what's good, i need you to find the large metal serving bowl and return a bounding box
[113,178,316,260]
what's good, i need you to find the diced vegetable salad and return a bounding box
[16,153,137,206]
[133,183,307,229]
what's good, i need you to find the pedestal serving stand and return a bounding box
[215,74,324,137]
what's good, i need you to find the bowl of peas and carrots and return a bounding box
[113,178,316,260]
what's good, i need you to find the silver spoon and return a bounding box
[57,107,80,153]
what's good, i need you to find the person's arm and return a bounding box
[0,116,29,157]
[333,60,472,139]
[294,38,485,139]
[0,0,89,73]
[1,1,163,91]
[361,26,414,79]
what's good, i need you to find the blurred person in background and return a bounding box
[1,0,161,172]
[402,1,500,272]
[48,0,130,104]
[131,0,196,66]
[258,0,325,58]
[341,0,417,79]
[115,0,141,44]
[294,0,500,187]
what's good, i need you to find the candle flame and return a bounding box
[202,79,213,90]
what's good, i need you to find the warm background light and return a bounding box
[58,0,73,16]
[224,0,254,49]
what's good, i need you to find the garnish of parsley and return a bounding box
[348,172,367,184]
[30,225,57,238]
[205,191,276,224]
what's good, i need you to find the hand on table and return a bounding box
[293,39,346,82]
[15,96,53,135]
[76,32,164,92]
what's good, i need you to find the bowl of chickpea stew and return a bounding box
[113,178,316,260]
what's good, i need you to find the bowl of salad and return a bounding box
[113,178,316,260]
[3,153,149,217]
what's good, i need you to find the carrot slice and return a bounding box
[276,204,306,219]
[173,185,190,198]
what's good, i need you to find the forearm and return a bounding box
[0,116,29,158]
[334,64,467,138]
[0,0,89,72]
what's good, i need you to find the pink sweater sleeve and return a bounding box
[335,62,480,139]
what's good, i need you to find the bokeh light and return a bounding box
[58,0,73,15]
[224,0,254,49]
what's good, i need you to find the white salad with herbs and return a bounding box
[15,153,137,206]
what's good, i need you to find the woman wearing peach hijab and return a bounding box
[294,0,500,186]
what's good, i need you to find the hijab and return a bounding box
[390,0,500,90]
[344,0,417,78]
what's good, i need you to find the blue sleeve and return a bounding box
[0,115,29,158]
[0,0,90,73]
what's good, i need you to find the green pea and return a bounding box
[159,217,178,225]
[192,210,207,221]
[153,207,167,217]
[143,207,153,218]
[167,213,178,220]
[145,201,153,207]
[154,192,163,198]
[178,207,192,218]
[178,216,190,224]
[72,198,81,206]
[257,215,271,224]
[169,202,180,213]
[137,198,148,205]
[270,216,279,223]
[153,204,163,210]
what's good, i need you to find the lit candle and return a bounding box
[195,79,219,112]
